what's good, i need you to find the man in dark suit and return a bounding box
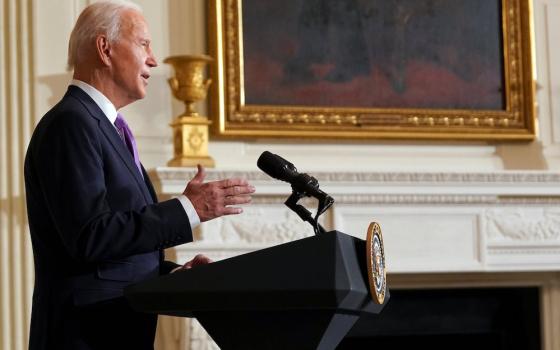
[24,1,255,349]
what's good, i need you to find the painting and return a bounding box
[208,0,536,140]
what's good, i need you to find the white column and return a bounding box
[534,0,560,168]
[0,0,36,349]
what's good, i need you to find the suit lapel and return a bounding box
[67,86,154,204]
[142,165,158,204]
[99,119,154,204]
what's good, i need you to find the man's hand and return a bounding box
[183,164,255,222]
[172,254,213,273]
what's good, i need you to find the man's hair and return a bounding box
[67,0,142,70]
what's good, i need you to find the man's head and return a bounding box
[68,0,157,109]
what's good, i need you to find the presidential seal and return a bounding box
[366,222,386,304]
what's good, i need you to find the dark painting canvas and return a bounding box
[241,0,504,110]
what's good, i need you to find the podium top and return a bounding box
[125,231,389,317]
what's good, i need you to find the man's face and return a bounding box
[111,10,157,105]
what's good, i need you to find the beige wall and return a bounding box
[1,0,560,349]
[31,0,560,173]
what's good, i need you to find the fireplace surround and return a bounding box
[339,286,540,350]
[151,169,560,350]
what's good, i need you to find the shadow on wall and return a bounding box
[37,72,73,108]
[0,196,27,226]
[166,0,207,119]
[496,141,549,170]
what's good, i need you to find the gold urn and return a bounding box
[164,54,215,167]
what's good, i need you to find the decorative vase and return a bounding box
[164,54,215,167]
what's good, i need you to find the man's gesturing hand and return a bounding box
[183,165,255,222]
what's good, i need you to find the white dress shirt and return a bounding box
[70,79,201,229]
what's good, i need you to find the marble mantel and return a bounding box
[151,168,560,273]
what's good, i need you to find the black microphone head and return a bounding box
[257,151,298,182]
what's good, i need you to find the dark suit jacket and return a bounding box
[24,86,193,349]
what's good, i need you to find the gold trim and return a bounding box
[386,271,560,289]
[366,222,387,304]
[208,0,536,140]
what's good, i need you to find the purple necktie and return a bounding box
[114,113,143,178]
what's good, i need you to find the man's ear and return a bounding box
[96,35,111,66]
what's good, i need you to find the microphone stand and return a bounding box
[284,190,333,236]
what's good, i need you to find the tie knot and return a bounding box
[114,113,128,130]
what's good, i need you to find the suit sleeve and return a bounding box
[32,109,193,263]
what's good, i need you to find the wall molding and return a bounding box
[153,167,560,184]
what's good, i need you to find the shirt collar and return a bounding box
[70,79,118,125]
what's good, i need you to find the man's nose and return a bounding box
[147,51,158,68]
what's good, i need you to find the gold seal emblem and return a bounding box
[366,222,386,304]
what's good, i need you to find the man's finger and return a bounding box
[218,178,250,189]
[183,254,214,270]
[224,185,255,197]
[194,254,213,265]
[189,164,206,185]
[221,207,244,215]
[224,195,252,206]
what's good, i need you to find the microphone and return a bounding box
[258,151,334,234]
[257,151,331,202]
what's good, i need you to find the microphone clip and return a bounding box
[285,174,334,235]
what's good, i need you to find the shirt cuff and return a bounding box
[177,195,201,229]
[170,266,183,274]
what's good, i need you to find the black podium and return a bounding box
[125,230,389,349]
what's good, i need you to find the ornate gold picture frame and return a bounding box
[208,0,536,140]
